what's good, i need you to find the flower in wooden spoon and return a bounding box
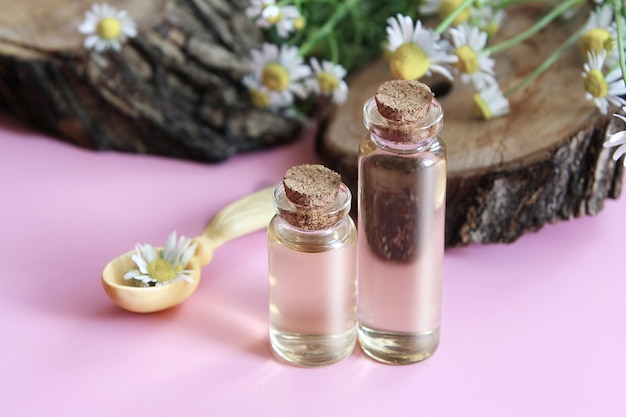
[124,231,197,287]
[581,49,626,116]
[79,3,137,52]
[603,108,626,166]
[385,14,457,81]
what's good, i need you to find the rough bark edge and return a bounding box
[0,0,304,163]
[445,116,623,247]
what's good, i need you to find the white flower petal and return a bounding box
[84,35,99,49]
[123,269,141,279]
[611,144,626,163]
[79,3,137,52]
[180,243,197,267]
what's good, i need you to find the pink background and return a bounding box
[1,112,625,416]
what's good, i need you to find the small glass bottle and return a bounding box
[268,164,357,367]
[357,80,447,364]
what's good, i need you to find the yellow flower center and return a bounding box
[472,93,492,120]
[317,72,339,93]
[440,0,471,25]
[584,69,608,98]
[455,45,478,74]
[250,88,270,108]
[482,21,499,39]
[96,17,122,40]
[294,17,306,31]
[390,42,430,80]
[579,28,613,57]
[266,11,283,24]
[262,63,290,91]
[147,258,180,283]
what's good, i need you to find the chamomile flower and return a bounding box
[471,5,505,39]
[246,0,303,38]
[306,58,349,104]
[249,43,311,107]
[262,5,303,37]
[579,5,618,60]
[78,3,137,52]
[419,0,471,25]
[582,50,626,115]
[472,84,510,119]
[447,23,496,90]
[386,14,458,81]
[245,0,274,19]
[124,231,197,287]
[603,109,626,166]
[242,74,291,110]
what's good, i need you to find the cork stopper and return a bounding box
[374,79,434,123]
[283,164,341,208]
[280,164,343,230]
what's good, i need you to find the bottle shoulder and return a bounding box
[269,215,356,252]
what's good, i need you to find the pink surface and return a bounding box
[1,112,625,416]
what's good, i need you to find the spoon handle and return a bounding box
[200,186,275,251]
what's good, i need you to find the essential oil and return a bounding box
[268,164,357,366]
[357,80,447,364]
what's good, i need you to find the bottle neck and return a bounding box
[273,183,352,231]
[363,96,443,152]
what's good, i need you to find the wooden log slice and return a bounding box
[319,5,625,247]
[0,0,302,162]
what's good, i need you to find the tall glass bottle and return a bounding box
[357,80,447,364]
[268,164,357,367]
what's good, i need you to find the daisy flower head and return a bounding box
[245,0,275,19]
[386,14,458,81]
[579,5,618,60]
[124,231,197,287]
[472,84,510,120]
[471,5,506,39]
[603,109,626,166]
[261,5,303,37]
[419,0,471,26]
[242,74,292,110]
[306,58,349,104]
[79,3,137,52]
[246,0,303,38]
[249,43,312,108]
[582,49,626,115]
[447,23,496,90]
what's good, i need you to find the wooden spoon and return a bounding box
[101,186,275,313]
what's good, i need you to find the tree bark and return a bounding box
[319,5,625,247]
[0,0,302,162]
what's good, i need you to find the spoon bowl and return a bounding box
[101,186,275,313]
[102,249,203,313]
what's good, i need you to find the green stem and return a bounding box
[484,0,581,55]
[494,0,567,7]
[434,0,474,34]
[503,26,583,96]
[616,0,626,89]
[328,33,339,63]
[298,0,359,57]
